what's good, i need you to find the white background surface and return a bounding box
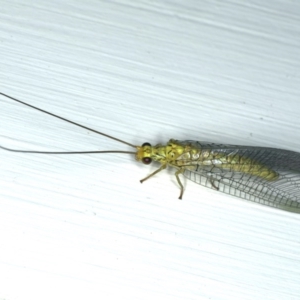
[1,1,300,299]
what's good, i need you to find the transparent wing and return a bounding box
[181,142,300,213]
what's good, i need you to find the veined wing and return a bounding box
[180,142,300,213]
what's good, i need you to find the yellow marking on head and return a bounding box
[135,144,152,161]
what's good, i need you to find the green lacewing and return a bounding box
[1,92,300,213]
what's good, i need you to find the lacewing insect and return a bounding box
[1,92,300,213]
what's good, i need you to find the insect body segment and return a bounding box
[182,141,279,181]
[137,139,200,167]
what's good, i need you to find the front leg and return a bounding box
[140,164,167,184]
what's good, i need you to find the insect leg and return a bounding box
[210,177,219,190]
[175,168,185,200]
[140,164,167,184]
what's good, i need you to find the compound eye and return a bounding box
[142,157,152,165]
[142,142,151,147]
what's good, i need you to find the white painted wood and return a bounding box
[0,1,300,299]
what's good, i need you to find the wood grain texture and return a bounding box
[0,1,300,299]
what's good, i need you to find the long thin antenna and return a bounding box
[0,92,137,149]
[0,145,135,155]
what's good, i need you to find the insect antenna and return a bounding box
[0,92,136,155]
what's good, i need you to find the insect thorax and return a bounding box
[136,139,201,168]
